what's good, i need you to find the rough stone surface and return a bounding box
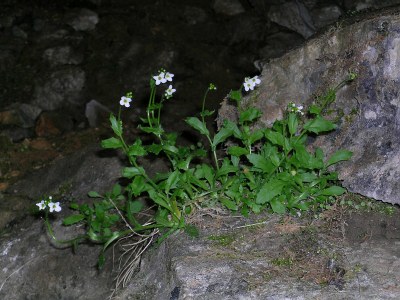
[116,212,400,300]
[33,67,86,111]
[268,0,316,39]
[221,7,400,205]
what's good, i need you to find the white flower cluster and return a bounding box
[243,75,261,92]
[153,69,176,99]
[36,196,62,213]
[287,102,304,115]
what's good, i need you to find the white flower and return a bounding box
[36,200,46,210]
[165,85,176,98]
[250,75,261,86]
[48,201,62,213]
[288,102,304,115]
[164,72,174,82]
[243,77,257,91]
[120,96,132,108]
[153,72,166,85]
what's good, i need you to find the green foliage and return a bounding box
[42,71,355,267]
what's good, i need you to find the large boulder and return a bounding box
[219,7,400,205]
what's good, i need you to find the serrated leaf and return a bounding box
[256,178,285,204]
[101,137,122,149]
[325,150,352,168]
[249,129,264,144]
[223,120,242,139]
[247,153,274,173]
[239,107,261,124]
[265,130,285,147]
[146,143,163,155]
[270,197,286,214]
[186,117,209,136]
[63,214,85,225]
[128,140,147,156]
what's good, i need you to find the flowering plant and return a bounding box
[37,69,355,292]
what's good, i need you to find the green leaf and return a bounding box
[239,107,261,124]
[112,184,121,197]
[63,214,85,225]
[265,131,285,147]
[186,117,209,136]
[247,153,274,173]
[303,116,336,134]
[270,196,286,214]
[184,224,200,238]
[109,114,122,136]
[212,127,233,149]
[223,120,242,139]
[165,170,180,195]
[139,125,164,135]
[256,178,285,204]
[129,200,143,214]
[221,198,238,210]
[325,150,352,168]
[128,176,149,196]
[128,140,147,156]
[320,186,346,196]
[122,167,145,178]
[88,191,102,198]
[249,129,264,144]
[228,146,249,157]
[101,137,122,149]
[288,113,298,135]
[146,143,163,155]
[200,110,215,117]
[229,89,242,102]
[148,190,171,210]
[309,104,322,115]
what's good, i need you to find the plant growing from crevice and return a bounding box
[36,69,355,295]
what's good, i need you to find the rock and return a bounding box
[268,0,316,39]
[0,218,115,300]
[344,0,400,11]
[43,46,84,66]
[259,31,305,60]
[35,111,74,137]
[32,67,86,111]
[9,144,124,200]
[2,127,34,142]
[65,8,99,31]
[0,104,41,129]
[311,5,343,29]
[116,212,400,299]
[183,6,208,25]
[213,0,246,16]
[220,7,400,205]
[85,99,112,127]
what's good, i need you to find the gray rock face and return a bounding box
[225,7,400,205]
[65,8,99,31]
[213,0,246,16]
[33,67,86,111]
[268,0,316,39]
